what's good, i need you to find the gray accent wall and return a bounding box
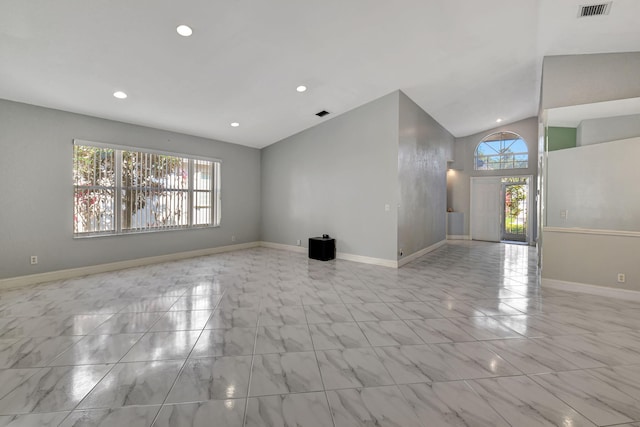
[448,117,539,238]
[397,92,453,259]
[261,92,400,260]
[0,99,261,279]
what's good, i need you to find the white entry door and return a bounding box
[471,177,501,242]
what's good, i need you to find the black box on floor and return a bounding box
[309,236,336,261]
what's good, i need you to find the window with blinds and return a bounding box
[73,140,220,236]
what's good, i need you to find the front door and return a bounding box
[471,177,501,242]
[502,177,529,242]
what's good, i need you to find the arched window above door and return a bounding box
[475,131,528,171]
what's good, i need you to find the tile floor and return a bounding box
[0,241,640,426]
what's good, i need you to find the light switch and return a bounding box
[384,204,390,212]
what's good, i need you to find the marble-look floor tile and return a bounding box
[204,309,258,329]
[249,352,323,396]
[317,348,394,389]
[260,292,302,307]
[218,294,261,309]
[59,406,160,427]
[392,342,520,382]
[153,400,245,427]
[300,290,342,305]
[468,375,596,427]
[121,331,200,362]
[472,299,524,316]
[78,360,183,409]
[0,336,82,369]
[484,338,581,374]
[398,381,509,427]
[338,289,382,304]
[494,314,593,337]
[530,370,640,426]
[149,310,212,332]
[50,334,142,366]
[0,315,112,339]
[534,334,640,368]
[346,303,399,322]
[405,318,476,343]
[373,345,435,384]
[89,313,162,335]
[245,392,334,427]
[0,412,70,427]
[120,297,179,313]
[446,316,523,340]
[357,321,423,346]
[190,328,255,357]
[0,369,40,401]
[304,304,354,324]
[428,300,486,318]
[374,289,419,303]
[255,325,313,354]
[308,323,370,350]
[326,386,423,427]
[166,356,251,402]
[385,302,442,320]
[168,295,222,311]
[258,306,307,326]
[0,364,111,414]
[586,364,640,400]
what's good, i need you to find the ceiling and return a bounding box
[1,0,639,149]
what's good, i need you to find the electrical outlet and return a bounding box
[231,235,236,242]
[617,273,626,283]
[30,255,38,265]
[296,239,301,246]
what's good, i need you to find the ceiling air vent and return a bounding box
[315,110,330,117]
[578,2,612,17]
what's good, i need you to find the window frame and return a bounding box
[474,132,529,171]
[73,139,221,237]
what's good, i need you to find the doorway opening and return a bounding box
[502,177,528,242]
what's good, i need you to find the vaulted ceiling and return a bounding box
[1,0,638,148]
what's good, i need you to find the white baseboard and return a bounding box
[447,235,470,240]
[0,242,260,290]
[258,241,307,254]
[398,240,447,267]
[1,239,451,290]
[542,278,640,302]
[259,241,397,268]
[336,252,397,268]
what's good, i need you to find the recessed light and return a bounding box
[113,91,127,99]
[496,118,503,123]
[176,25,193,37]
[230,122,240,127]
[296,85,307,93]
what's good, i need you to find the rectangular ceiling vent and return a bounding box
[578,2,612,17]
[315,110,330,117]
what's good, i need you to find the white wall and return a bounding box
[577,114,640,146]
[547,137,640,231]
[397,92,453,258]
[543,230,640,292]
[448,117,539,239]
[0,99,261,279]
[541,51,640,291]
[541,52,640,110]
[260,92,400,261]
